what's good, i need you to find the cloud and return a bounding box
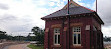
[0,0,66,36]
[98,0,111,26]
[0,0,110,37]
[102,26,111,37]
[49,2,55,6]
[91,0,111,36]
[99,0,111,36]
[0,3,9,10]
[0,14,35,36]
[91,0,111,26]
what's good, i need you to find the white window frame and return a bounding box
[54,28,60,45]
[72,27,81,46]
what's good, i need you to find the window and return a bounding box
[73,27,81,45]
[54,28,60,45]
[93,26,97,31]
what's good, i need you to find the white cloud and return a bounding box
[0,0,66,36]
[49,2,55,6]
[0,3,9,10]
[102,26,111,37]
[0,0,110,37]
[49,0,61,3]
[91,0,111,36]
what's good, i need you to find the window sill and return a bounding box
[73,44,81,46]
[51,45,61,48]
[70,45,83,48]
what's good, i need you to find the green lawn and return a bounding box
[27,44,44,49]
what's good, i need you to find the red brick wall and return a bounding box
[91,17,104,49]
[44,16,103,49]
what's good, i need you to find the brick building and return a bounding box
[41,0,104,49]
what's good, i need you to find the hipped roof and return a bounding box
[41,0,104,24]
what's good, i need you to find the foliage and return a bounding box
[27,44,44,49]
[31,26,44,44]
[27,34,36,41]
[103,36,111,42]
[0,30,34,41]
[104,48,107,49]
[0,31,7,39]
[6,35,13,40]
[12,36,28,41]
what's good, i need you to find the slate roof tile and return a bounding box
[42,6,94,19]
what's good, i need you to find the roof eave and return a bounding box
[41,13,94,20]
[93,12,104,25]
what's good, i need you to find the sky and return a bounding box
[0,0,111,37]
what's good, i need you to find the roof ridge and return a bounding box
[41,0,96,19]
[62,0,80,9]
[62,0,95,12]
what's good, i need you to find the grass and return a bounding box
[27,44,44,49]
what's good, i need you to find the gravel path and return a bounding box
[3,44,31,49]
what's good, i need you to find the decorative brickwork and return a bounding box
[51,24,62,28]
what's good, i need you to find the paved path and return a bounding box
[0,43,3,45]
[104,42,111,49]
[3,44,31,49]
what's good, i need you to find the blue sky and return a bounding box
[79,0,95,8]
[80,0,95,3]
[0,0,111,37]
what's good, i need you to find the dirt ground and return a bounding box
[3,44,31,49]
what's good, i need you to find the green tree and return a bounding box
[31,26,44,44]
[103,36,111,42]
[0,31,7,39]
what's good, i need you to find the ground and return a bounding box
[3,43,30,49]
[27,44,44,49]
[104,42,111,49]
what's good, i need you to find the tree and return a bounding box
[103,36,111,42]
[0,31,7,39]
[31,26,44,44]
[27,33,36,41]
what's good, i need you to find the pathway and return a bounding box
[3,44,31,49]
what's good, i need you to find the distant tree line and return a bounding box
[103,36,111,42]
[27,33,36,41]
[0,26,45,44]
[0,30,31,41]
